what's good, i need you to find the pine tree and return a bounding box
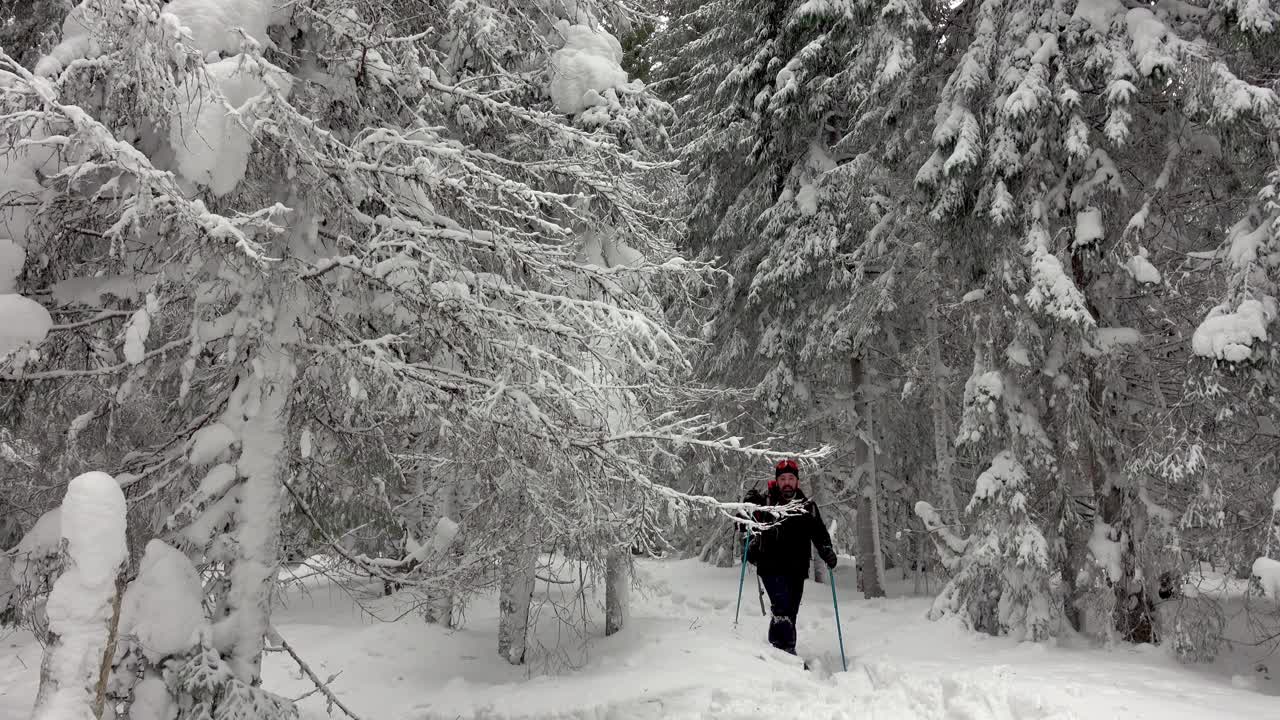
[0,2,808,710]
[650,0,947,593]
[653,0,1280,649]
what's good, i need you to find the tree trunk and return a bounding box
[1052,399,1104,633]
[425,478,460,627]
[605,548,628,636]
[220,209,306,685]
[851,355,886,599]
[224,325,296,683]
[93,577,125,718]
[498,531,536,664]
[925,263,960,518]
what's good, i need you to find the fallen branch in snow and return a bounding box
[271,628,364,720]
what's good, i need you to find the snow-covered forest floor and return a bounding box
[5,557,1275,720]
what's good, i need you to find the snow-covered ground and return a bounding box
[2,558,1277,719]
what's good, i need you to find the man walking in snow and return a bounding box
[743,458,838,657]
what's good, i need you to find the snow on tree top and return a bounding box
[1071,0,1124,34]
[549,21,630,115]
[1125,9,1179,78]
[970,450,1028,505]
[1218,0,1280,33]
[59,471,127,586]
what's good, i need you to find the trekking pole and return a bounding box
[756,574,766,615]
[829,567,847,672]
[734,530,749,625]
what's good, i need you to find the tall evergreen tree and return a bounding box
[654,0,1280,646]
[0,1,809,713]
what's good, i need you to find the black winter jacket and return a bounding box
[743,486,837,578]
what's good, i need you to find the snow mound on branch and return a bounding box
[130,675,176,720]
[431,517,459,553]
[123,306,152,365]
[170,55,292,196]
[189,422,237,465]
[51,274,157,306]
[1191,296,1277,362]
[8,507,60,592]
[162,0,282,57]
[968,450,1028,509]
[1126,9,1178,77]
[196,462,237,501]
[1072,0,1124,34]
[577,228,644,269]
[1225,215,1270,269]
[1073,207,1104,247]
[33,3,98,77]
[36,471,126,720]
[1253,557,1280,599]
[406,516,461,564]
[548,21,629,115]
[1124,247,1161,284]
[1024,223,1094,325]
[120,540,205,663]
[1088,522,1122,582]
[1084,327,1141,357]
[12,508,60,557]
[0,293,52,359]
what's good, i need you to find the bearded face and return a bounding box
[776,472,799,499]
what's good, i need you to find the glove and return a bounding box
[746,536,761,566]
[820,547,838,569]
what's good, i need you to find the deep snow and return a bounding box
[2,558,1277,719]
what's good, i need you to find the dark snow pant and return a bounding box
[760,574,806,654]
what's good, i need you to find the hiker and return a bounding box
[742,458,838,656]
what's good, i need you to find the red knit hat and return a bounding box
[769,458,799,489]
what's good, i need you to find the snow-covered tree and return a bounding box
[648,0,951,594]
[652,0,1280,650]
[0,2,814,709]
[903,0,1280,640]
[31,471,127,720]
[919,447,1056,640]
